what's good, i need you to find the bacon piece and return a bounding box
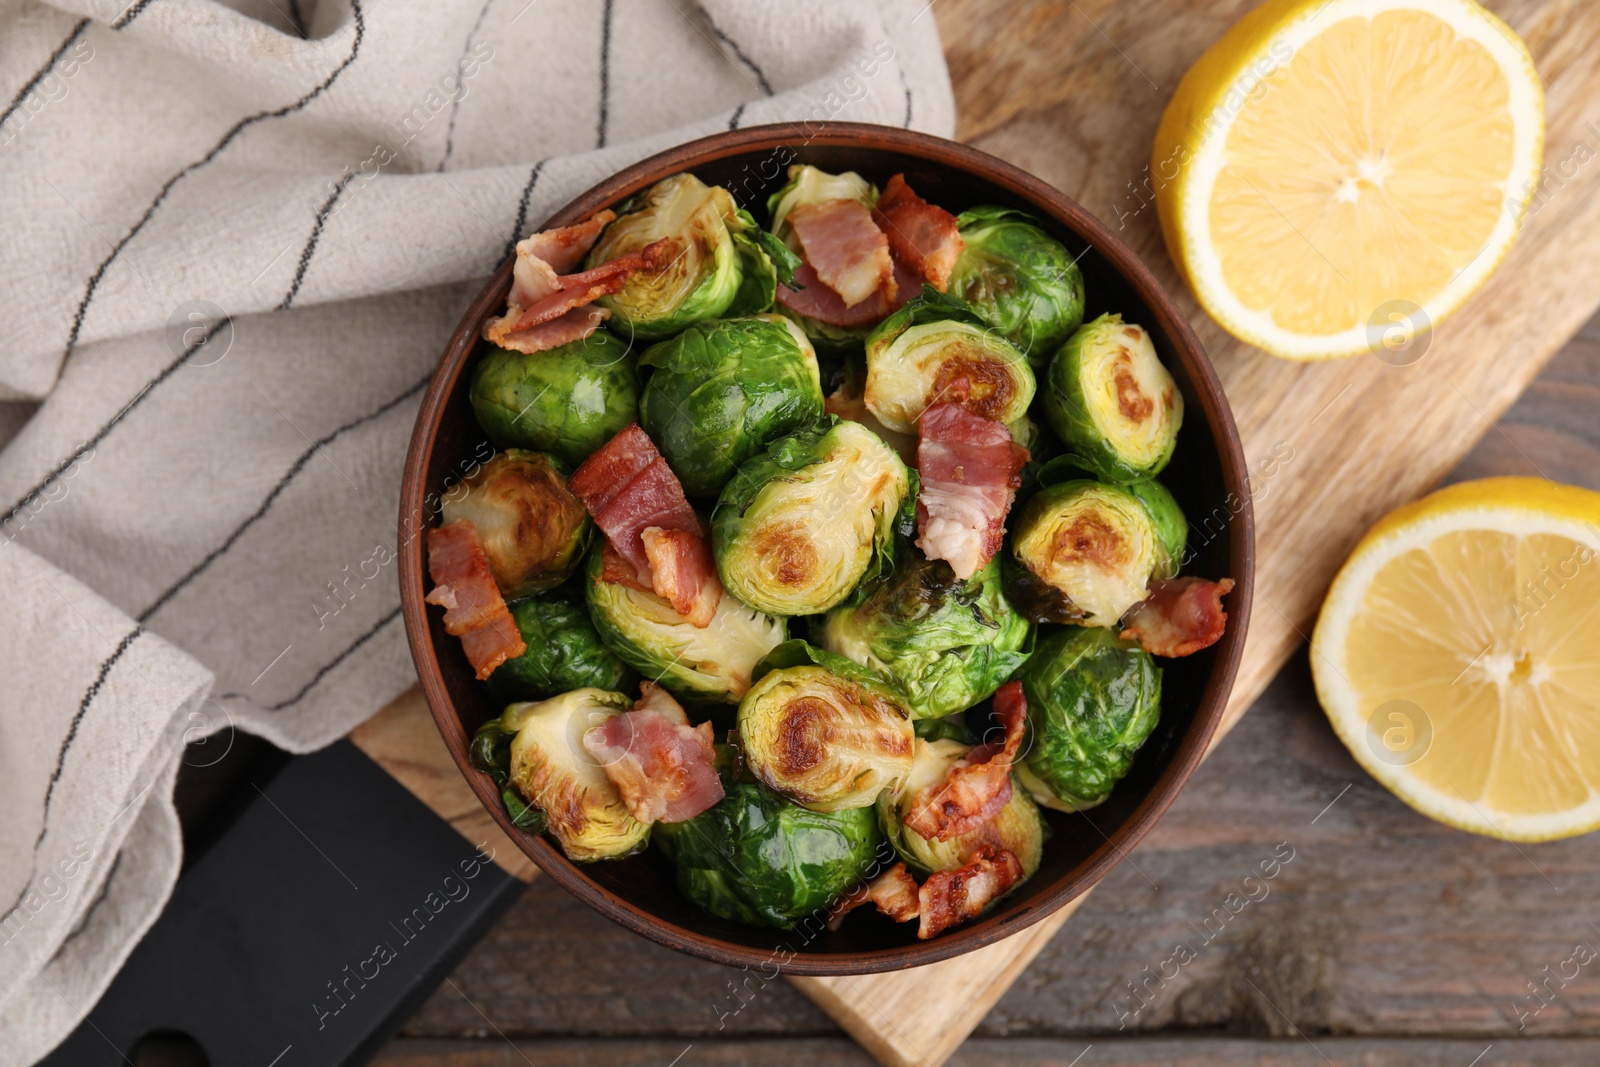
[582,682,724,824]
[506,211,617,306]
[571,426,719,624]
[872,175,964,292]
[826,862,923,930]
[776,253,921,329]
[424,520,527,680]
[914,403,1029,580]
[917,845,1025,939]
[1120,576,1235,658]
[491,305,611,355]
[484,210,670,353]
[903,681,1028,843]
[787,198,895,307]
[641,526,721,628]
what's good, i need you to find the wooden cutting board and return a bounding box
[354,0,1600,1063]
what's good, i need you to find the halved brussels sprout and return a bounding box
[878,739,1047,877]
[948,206,1086,365]
[1042,313,1183,483]
[738,641,915,812]
[585,548,786,704]
[470,332,638,467]
[767,164,878,249]
[1006,480,1161,627]
[712,418,912,616]
[589,173,757,339]
[1125,478,1187,580]
[499,689,651,861]
[1018,627,1161,810]
[767,165,880,356]
[440,450,591,598]
[654,781,883,928]
[639,315,824,498]
[863,290,1036,434]
[485,595,635,704]
[818,553,1032,720]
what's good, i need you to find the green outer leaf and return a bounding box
[865,286,989,351]
[1124,478,1187,579]
[727,208,778,317]
[470,721,550,834]
[653,781,886,928]
[1019,626,1162,807]
[485,595,636,704]
[584,547,787,704]
[754,228,802,289]
[949,205,1085,366]
[816,553,1034,719]
[469,332,639,467]
[638,315,823,498]
[1041,313,1181,483]
[711,417,910,616]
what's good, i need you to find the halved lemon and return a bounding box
[1153,0,1544,360]
[1312,478,1600,841]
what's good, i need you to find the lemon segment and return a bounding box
[1153,0,1544,360]
[1312,478,1600,840]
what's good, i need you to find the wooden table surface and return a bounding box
[369,0,1600,1060]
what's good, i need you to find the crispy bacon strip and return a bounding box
[571,425,720,625]
[641,526,722,628]
[424,521,527,680]
[582,682,724,824]
[914,403,1029,580]
[826,862,922,931]
[775,251,921,330]
[508,211,616,308]
[917,845,1025,940]
[903,681,1028,843]
[787,198,895,307]
[484,211,670,353]
[872,174,964,292]
[1119,577,1235,658]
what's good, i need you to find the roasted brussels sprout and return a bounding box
[639,315,824,498]
[948,206,1085,364]
[767,165,880,356]
[863,290,1036,434]
[498,690,651,860]
[589,173,762,339]
[738,641,915,812]
[712,418,912,616]
[1125,478,1187,579]
[878,739,1047,877]
[485,595,635,704]
[654,781,883,928]
[818,554,1032,720]
[440,450,591,598]
[1017,627,1161,810]
[1006,480,1162,627]
[585,548,786,704]
[1042,313,1183,483]
[470,332,639,467]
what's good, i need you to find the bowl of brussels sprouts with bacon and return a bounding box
[400,123,1253,974]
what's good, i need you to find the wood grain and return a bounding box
[372,1036,1600,1067]
[787,1,1600,1059]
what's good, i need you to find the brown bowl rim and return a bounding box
[399,121,1255,975]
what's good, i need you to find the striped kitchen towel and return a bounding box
[0,0,954,1060]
